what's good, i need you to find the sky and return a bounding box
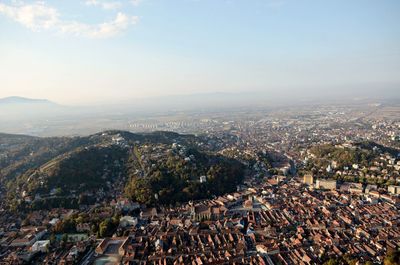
[0,0,399,105]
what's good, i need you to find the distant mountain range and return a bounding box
[0,96,56,105]
[0,90,399,137]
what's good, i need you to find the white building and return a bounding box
[31,240,50,253]
[326,165,332,173]
[120,216,138,228]
[200,175,207,183]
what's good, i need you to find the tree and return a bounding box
[49,233,56,245]
[384,250,400,265]
[125,147,244,206]
[54,218,76,234]
[61,233,68,243]
[323,258,340,265]
[98,217,119,238]
[125,177,153,204]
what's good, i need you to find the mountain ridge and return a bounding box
[0,96,56,105]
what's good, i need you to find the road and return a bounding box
[78,248,95,265]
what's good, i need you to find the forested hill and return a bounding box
[0,130,244,211]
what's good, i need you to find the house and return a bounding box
[31,240,50,253]
[200,175,207,183]
[61,234,88,243]
[10,234,37,247]
[120,216,138,228]
[116,199,140,212]
[303,175,313,185]
[76,223,91,232]
[243,198,253,209]
[191,205,211,221]
[95,237,129,255]
[315,179,337,190]
[388,185,400,195]
[140,208,158,219]
[49,218,60,226]
[10,227,47,247]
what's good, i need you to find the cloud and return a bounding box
[0,1,138,38]
[85,0,122,10]
[59,12,138,38]
[0,2,58,31]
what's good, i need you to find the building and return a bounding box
[10,234,37,247]
[191,205,211,221]
[200,175,207,183]
[76,223,91,232]
[120,216,138,228]
[276,175,286,183]
[303,175,314,185]
[365,184,377,194]
[388,185,400,195]
[140,208,158,219]
[95,237,129,255]
[326,165,332,173]
[243,198,253,209]
[31,240,50,253]
[316,179,337,190]
[10,227,47,247]
[68,234,88,243]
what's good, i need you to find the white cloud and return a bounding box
[0,1,138,38]
[85,0,122,10]
[60,12,138,38]
[0,2,58,31]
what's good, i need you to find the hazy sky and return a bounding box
[1,0,399,105]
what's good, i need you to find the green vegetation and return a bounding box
[305,141,399,187]
[256,151,273,169]
[0,135,91,183]
[125,148,244,205]
[45,146,126,191]
[52,211,120,238]
[322,255,360,265]
[384,249,400,265]
[98,216,120,237]
[6,145,128,208]
[2,131,245,211]
[309,144,375,169]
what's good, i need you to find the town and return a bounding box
[1,0,399,263]
[0,103,399,265]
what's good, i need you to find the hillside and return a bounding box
[124,144,244,205]
[307,141,399,169]
[302,141,400,186]
[1,130,244,211]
